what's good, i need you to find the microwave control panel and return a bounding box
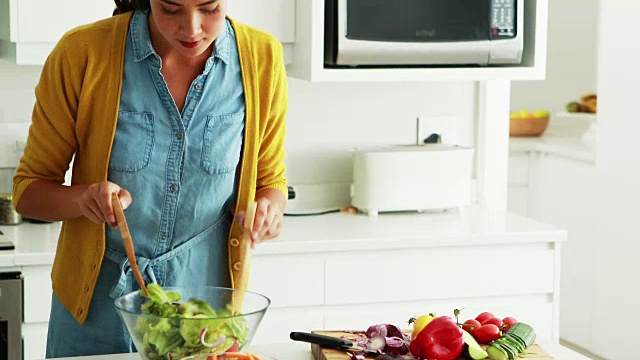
[491,0,516,39]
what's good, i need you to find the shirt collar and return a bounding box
[130,10,232,65]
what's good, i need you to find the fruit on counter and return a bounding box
[532,109,550,118]
[473,324,501,344]
[565,92,597,113]
[409,316,465,360]
[509,109,550,119]
[501,317,517,333]
[461,329,489,360]
[461,319,481,336]
[480,317,503,329]
[408,313,437,340]
[474,312,495,324]
[485,322,536,360]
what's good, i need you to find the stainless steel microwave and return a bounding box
[324,0,524,67]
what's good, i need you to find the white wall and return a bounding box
[591,1,640,359]
[0,60,41,123]
[511,0,598,113]
[0,58,476,192]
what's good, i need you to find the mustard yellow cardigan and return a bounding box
[13,12,288,324]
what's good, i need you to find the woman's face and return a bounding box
[149,0,228,58]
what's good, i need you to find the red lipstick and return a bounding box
[180,40,201,49]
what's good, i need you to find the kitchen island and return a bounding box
[1,204,567,360]
[43,340,591,360]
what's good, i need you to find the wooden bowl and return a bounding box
[509,116,550,137]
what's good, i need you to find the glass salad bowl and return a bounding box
[115,285,271,360]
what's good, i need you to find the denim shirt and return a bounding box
[105,10,245,288]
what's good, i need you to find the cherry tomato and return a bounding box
[502,317,518,332]
[475,311,495,324]
[462,319,482,335]
[474,324,501,344]
[481,317,503,328]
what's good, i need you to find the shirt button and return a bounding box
[176,132,183,140]
[78,308,84,315]
[230,238,240,247]
[170,185,177,192]
[85,285,90,292]
[195,84,202,90]
[92,263,97,270]
[233,262,242,271]
[161,233,168,240]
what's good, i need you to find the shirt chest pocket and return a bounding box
[201,112,245,175]
[109,111,155,173]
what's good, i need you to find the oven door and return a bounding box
[325,0,523,66]
[0,272,22,360]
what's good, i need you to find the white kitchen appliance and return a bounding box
[351,145,474,216]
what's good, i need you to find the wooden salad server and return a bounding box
[111,193,149,297]
[232,201,257,315]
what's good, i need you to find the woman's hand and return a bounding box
[237,189,287,248]
[74,181,132,228]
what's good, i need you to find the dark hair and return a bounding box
[113,0,150,15]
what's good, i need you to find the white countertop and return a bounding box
[0,204,567,267]
[44,340,591,360]
[509,134,596,163]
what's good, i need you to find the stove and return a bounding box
[0,230,14,251]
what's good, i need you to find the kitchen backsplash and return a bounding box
[0,60,475,191]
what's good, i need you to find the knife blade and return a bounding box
[289,331,380,355]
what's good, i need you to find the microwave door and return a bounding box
[333,0,516,66]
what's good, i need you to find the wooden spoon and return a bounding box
[111,193,149,297]
[232,201,257,315]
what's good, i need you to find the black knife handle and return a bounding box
[289,331,353,349]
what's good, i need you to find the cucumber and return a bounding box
[506,322,536,348]
[486,345,508,360]
[486,322,537,360]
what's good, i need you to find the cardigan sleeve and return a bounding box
[13,36,80,208]
[255,41,288,196]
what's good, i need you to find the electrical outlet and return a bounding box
[416,116,458,145]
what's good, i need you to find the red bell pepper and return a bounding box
[409,316,464,360]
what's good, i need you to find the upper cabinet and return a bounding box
[0,0,296,65]
[227,0,295,64]
[286,0,549,82]
[0,0,114,65]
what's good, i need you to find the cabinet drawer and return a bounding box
[22,266,52,324]
[250,255,324,308]
[325,246,554,305]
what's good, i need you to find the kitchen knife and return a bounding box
[289,331,379,355]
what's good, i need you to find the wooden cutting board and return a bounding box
[310,330,554,360]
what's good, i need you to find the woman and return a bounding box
[12,0,288,357]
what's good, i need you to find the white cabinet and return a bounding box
[287,0,549,82]
[527,154,598,354]
[507,146,598,355]
[507,153,532,217]
[21,265,52,360]
[0,0,295,65]
[250,241,561,346]
[226,0,295,64]
[0,0,113,65]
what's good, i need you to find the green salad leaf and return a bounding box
[135,284,249,360]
